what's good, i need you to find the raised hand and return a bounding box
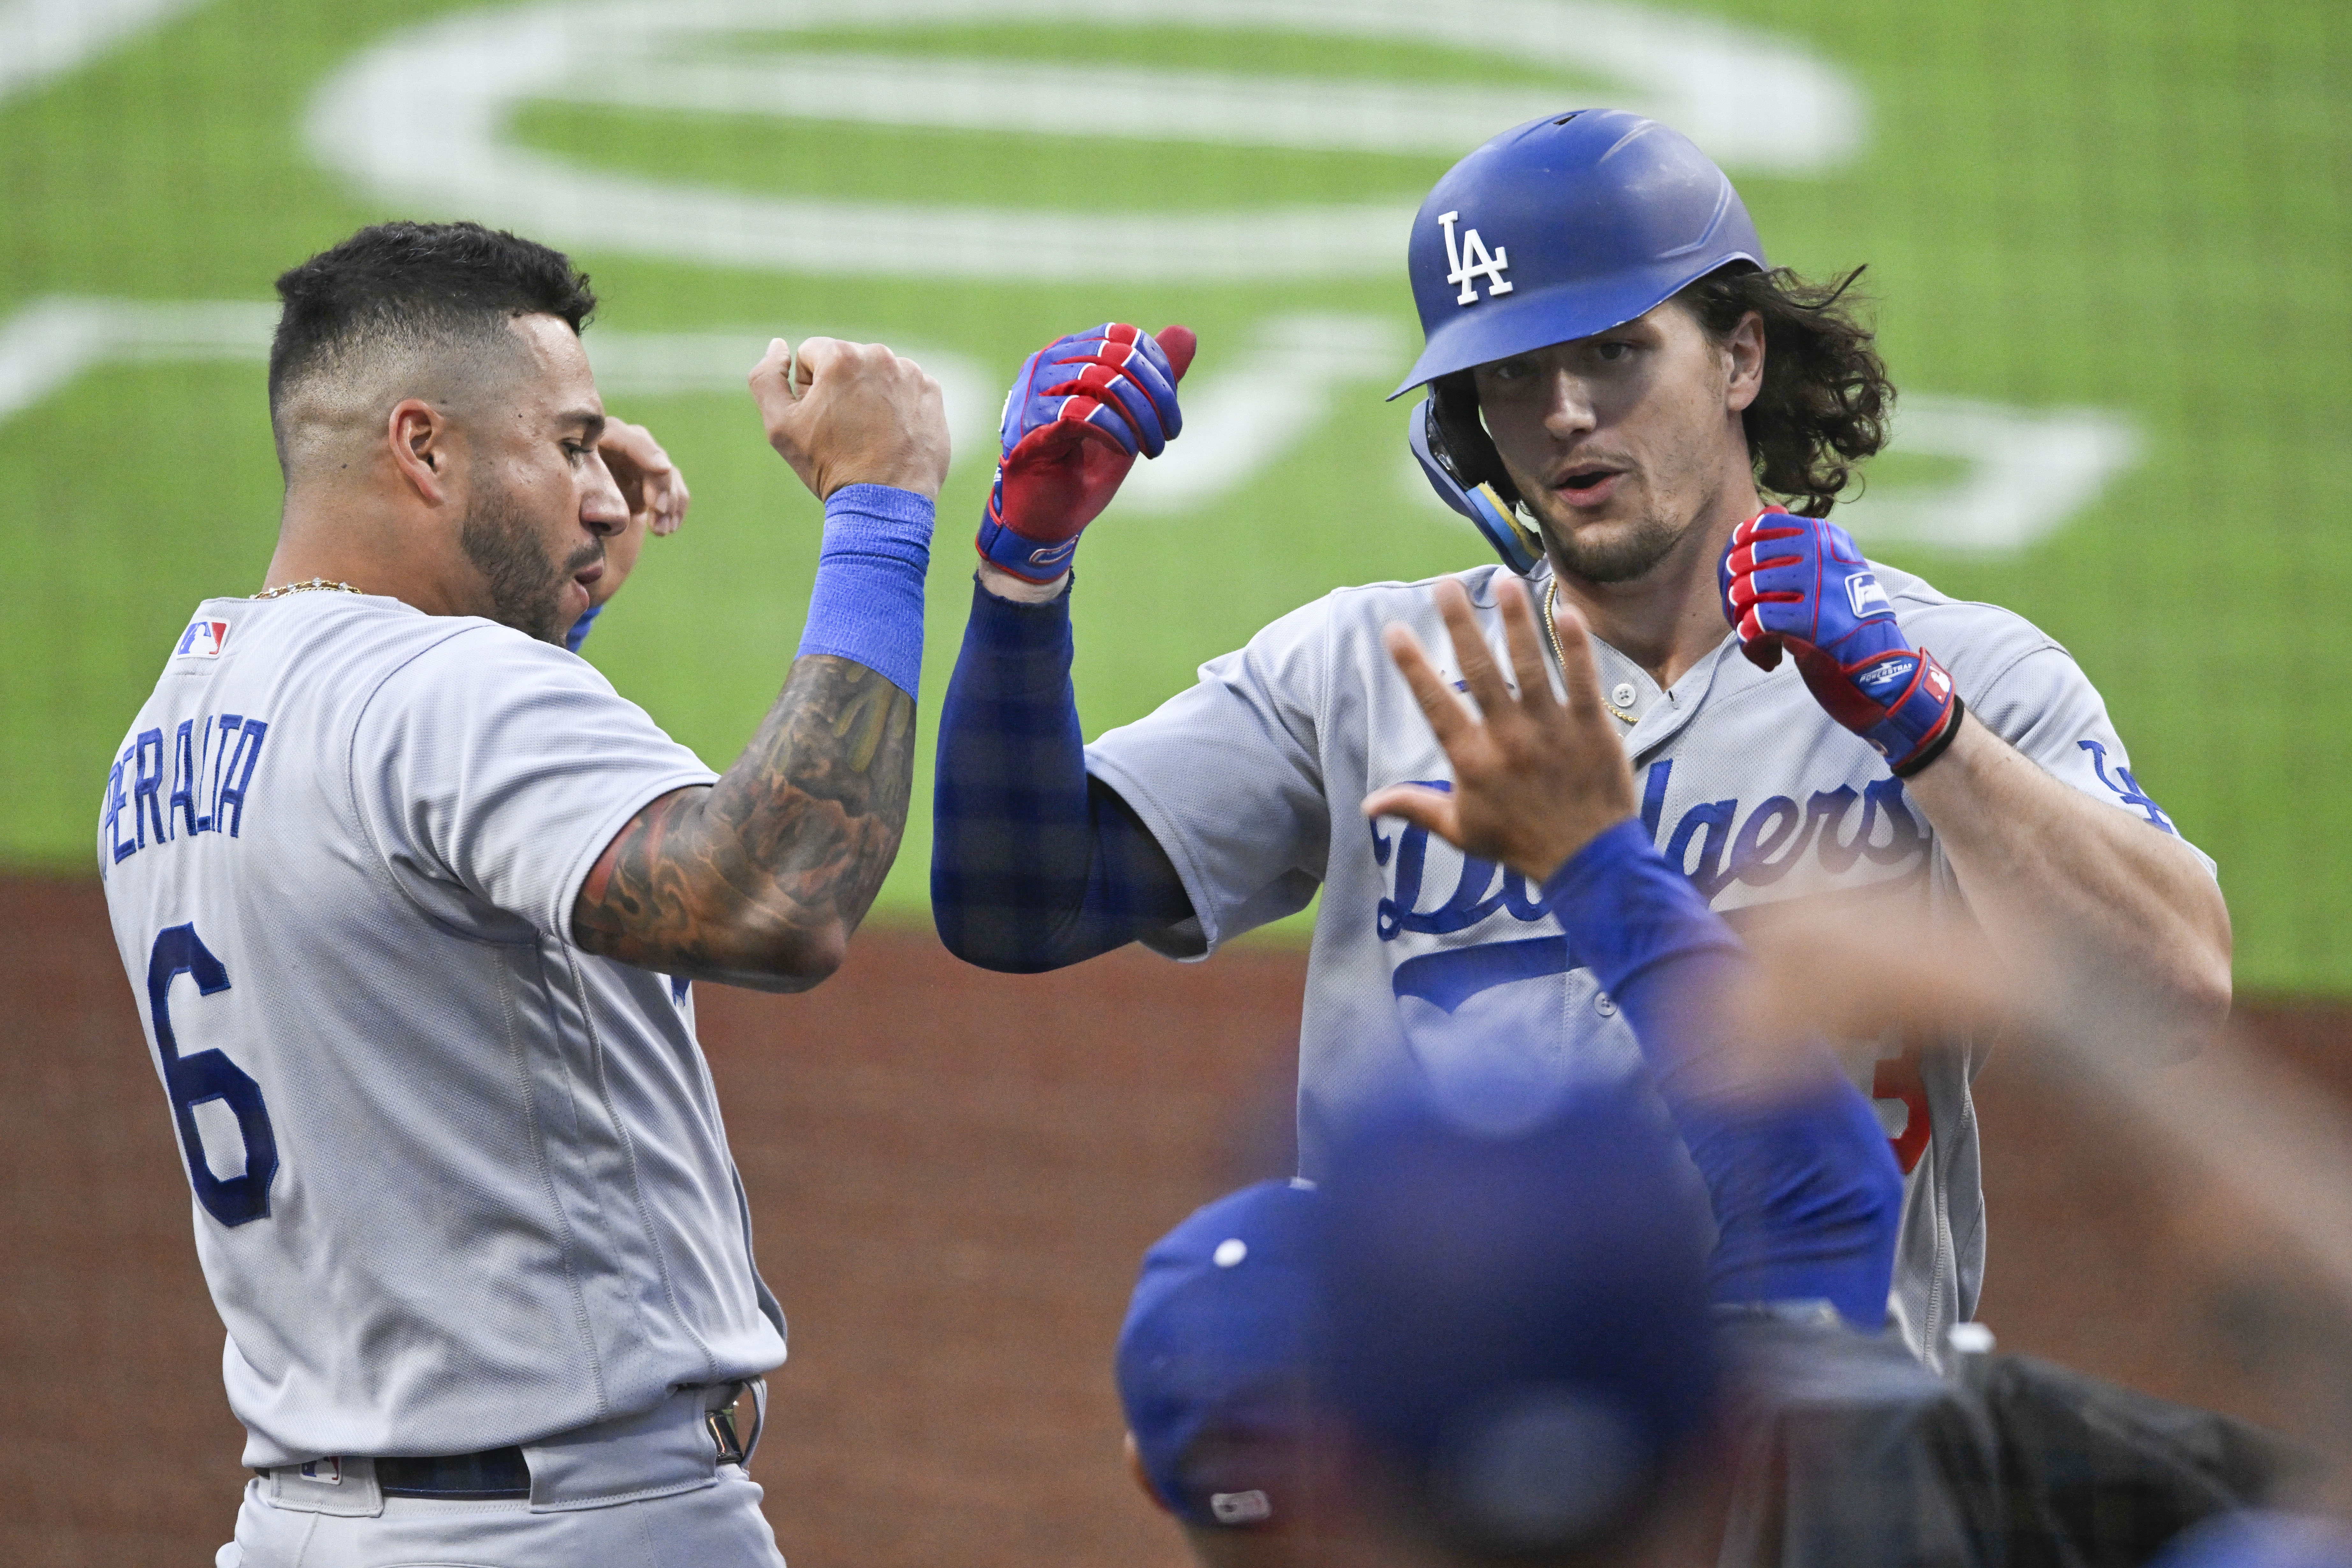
[1363,577,1637,883]
[750,336,951,502]
[598,417,688,539]
[1720,510,1961,774]
[587,418,686,610]
[975,322,1195,584]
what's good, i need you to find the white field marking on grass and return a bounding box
[1832,397,2144,554]
[0,299,2144,548]
[562,50,1824,162]
[0,298,993,455]
[1396,394,2145,557]
[0,0,211,104]
[0,297,1407,517]
[304,0,1865,282]
[0,297,278,424]
[1121,314,1409,513]
[576,329,993,453]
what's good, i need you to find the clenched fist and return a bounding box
[975,323,1195,584]
[749,337,951,502]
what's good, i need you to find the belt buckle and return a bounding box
[705,1378,763,1468]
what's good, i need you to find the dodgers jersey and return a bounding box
[98,592,787,1467]
[1085,558,2210,1363]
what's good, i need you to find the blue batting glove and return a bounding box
[974,323,1195,583]
[1721,510,1962,776]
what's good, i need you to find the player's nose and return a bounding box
[580,450,628,537]
[1540,369,1600,436]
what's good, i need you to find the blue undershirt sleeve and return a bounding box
[931,578,1194,972]
[1542,820,1904,1329]
[563,603,603,655]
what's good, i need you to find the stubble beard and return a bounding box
[1495,449,1691,586]
[1531,504,1685,585]
[459,479,599,645]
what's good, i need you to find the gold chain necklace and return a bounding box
[1543,577,1640,725]
[252,577,360,600]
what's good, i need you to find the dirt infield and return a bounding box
[4,874,2345,1566]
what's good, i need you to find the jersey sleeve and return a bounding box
[1083,596,1335,956]
[347,624,720,942]
[1914,604,2215,876]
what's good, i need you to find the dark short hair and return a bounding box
[267,220,595,419]
[1676,263,1892,518]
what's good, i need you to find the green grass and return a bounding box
[4,0,2347,987]
[508,106,1459,213]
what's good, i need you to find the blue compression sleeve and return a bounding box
[931,578,1193,971]
[797,484,933,700]
[1542,820,1903,1328]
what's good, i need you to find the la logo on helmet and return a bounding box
[1438,211,1513,305]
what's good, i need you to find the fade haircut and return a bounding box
[266,221,596,477]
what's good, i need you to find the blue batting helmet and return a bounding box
[1116,1179,1320,1530]
[1397,110,1768,572]
[1394,109,1766,398]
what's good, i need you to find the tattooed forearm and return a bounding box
[572,655,917,990]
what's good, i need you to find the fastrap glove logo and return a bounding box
[1845,572,1893,618]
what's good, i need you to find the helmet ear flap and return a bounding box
[1411,374,1544,576]
[1428,374,1522,511]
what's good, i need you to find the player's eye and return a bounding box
[1592,340,1634,363]
[1486,358,1535,383]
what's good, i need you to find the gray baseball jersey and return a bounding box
[98,592,786,1468]
[1085,558,2210,1362]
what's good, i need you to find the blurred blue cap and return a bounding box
[1393,108,1767,399]
[2152,1513,2352,1568]
[1115,1178,1321,1529]
[1310,1073,1721,1555]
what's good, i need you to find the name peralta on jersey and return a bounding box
[97,593,785,1468]
[1085,559,2210,1363]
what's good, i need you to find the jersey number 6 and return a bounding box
[147,924,278,1226]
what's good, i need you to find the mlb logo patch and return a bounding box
[175,618,230,658]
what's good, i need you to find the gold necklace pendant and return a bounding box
[252,577,361,600]
[1543,579,1641,726]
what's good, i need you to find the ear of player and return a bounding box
[975,322,1197,584]
[1720,511,1963,776]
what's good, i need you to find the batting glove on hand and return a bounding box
[975,322,1196,583]
[1721,510,1963,775]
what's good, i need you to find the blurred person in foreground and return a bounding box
[1112,579,2303,1568]
[97,220,948,1566]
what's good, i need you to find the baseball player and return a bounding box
[1110,598,2289,1568]
[932,109,2230,1362]
[96,220,947,1565]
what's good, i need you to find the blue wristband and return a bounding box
[799,484,934,701]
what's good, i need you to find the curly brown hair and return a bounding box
[1676,263,1893,517]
